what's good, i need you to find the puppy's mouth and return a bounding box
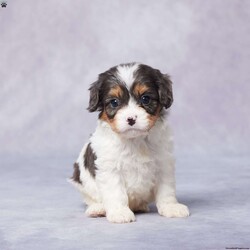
[119,128,148,138]
[124,127,145,132]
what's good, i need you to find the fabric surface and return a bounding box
[0,0,250,249]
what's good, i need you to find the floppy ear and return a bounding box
[158,73,173,109]
[87,80,102,112]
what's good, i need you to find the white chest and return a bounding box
[117,142,158,202]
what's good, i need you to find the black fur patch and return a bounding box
[72,162,82,184]
[131,82,160,115]
[88,66,118,112]
[133,64,173,110]
[84,143,97,178]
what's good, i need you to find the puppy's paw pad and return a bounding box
[86,204,105,217]
[107,207,136,223]
[158,203,190,218]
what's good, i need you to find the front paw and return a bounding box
[106,207,136,223]
[157,203,190,218]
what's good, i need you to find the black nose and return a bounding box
[127,117,136,126]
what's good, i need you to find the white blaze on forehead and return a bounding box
[116,63,139,88]
[127,96,138,108]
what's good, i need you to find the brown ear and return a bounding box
[87,80,102,112]
[158,73,173,109]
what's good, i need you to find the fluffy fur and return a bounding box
[70,63,189,223]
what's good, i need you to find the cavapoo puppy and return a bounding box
[70,63,189,223]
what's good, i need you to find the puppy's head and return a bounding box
[88,63,173,138]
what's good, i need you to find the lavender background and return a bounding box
[0,1,250,249]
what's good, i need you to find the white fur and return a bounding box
[116,63,139,88]
[115,98,149,138]
[72,117,190,223]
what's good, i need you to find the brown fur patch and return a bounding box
[108,85,123,98]
[72,162,82,184]
[147,106,161,129]
[133,84,150,96]
[100,110,110,122]
[100,110,119,133]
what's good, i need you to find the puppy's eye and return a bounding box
[141,95,151,105]
[110,99,120,108]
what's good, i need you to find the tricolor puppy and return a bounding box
[70,63,189,223]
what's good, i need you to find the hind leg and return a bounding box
[79,187,105,217]
[70,165,104,217]
[85,203,105,217]
[81,192,105,217]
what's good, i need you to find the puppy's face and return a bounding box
[88,63,173,138]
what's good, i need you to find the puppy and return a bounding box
[70,63,189,223]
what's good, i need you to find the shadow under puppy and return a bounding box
[70,63,189,223]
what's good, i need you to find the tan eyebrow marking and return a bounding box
[108,85,123,97]
[133,83,150,96]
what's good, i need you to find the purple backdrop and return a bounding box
[1,0,249,158]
